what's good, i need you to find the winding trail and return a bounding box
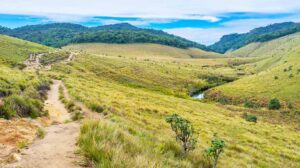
[5,80,82,168]
[45,80,70,123]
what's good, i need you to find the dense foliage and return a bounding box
[0,23,208,50]
[210,22,300,53]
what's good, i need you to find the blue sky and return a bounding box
[1,0,300,45]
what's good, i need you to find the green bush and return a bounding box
[268,98,281,110]
[36,127,46,139]
[288,103,293,109]
[166,114,196,153]
[90,103,104,113]
[244,100,258,108]
[0,95,43,119]
[242,113,257,123]
[204,134,225,168]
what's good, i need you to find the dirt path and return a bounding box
[24,53,43,71]
[4,80,82,168]
[45,80,70,123]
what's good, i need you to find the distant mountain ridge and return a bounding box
[210,22,300,53]
[0,23,209,50]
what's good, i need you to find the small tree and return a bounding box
[166,114,196,153]
[205,135,225,168]
[268,98,281,110]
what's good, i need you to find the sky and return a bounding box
[1,0,300,45]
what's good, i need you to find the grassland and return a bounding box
[64,44,239,97]
[0,34,51,66]
[0,35,52,118]
[208,33,300,110]
[64,43,224,59]
[41,43,300,167]
[0,35,299,167]
[228,33,300,72]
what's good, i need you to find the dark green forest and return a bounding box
[0,23,208,50]
[210,22,300,53]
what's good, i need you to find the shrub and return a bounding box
[166,114,196,153]
[16,139,29,149]
[289,74,294,78]
[71,110,84,121]
[244,100,258,108]
[268,98,281,110]
[204,134,225,168]
[242,113,257,123]
[36,127,46,139]
[0,95,43,119]
[288,103,293,109]
[274,76,278,80]
[90,103,104,113]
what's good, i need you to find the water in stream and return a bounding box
[192,92,204,99]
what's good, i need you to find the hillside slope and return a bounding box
[64,43,223,59]
[207,34,300,107]
[42,49,300,167]
[0,34,51,64]
[229,32,300,72]
[210,22,300,53]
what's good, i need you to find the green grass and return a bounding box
[0,34,51,65]
[40,51,70,65]
[0,35,52,119]
[64,43,224,59]
[43,46,300,167]
[208,33,300,109]
[228,32,300,72]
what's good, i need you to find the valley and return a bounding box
[0,22,299,168]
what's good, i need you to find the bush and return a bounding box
[0,95,43,119]
[166,114,196,153]
[244,100,258,108]
[71,110,84,121]
[274,76,278,80]
[268,98,281,110]
[242,113,257,123]
[36,127,46,139]
[90,103,104,113]
[288,103,293,109]
[204,134,225,168]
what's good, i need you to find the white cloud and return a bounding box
[1,0,300,21]
[165,14,300,45]
[99,18,176,26]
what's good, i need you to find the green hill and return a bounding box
[65,43,223,59]
[207,33,300,108]
[0,35,52,119]
[0,34,51,65]
[0,23,209,50]
[42,46,300,167]
[210,22,300,53]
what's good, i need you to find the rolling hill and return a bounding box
[43,44,300,167]
[0,34,51,65]
[210,22,300,53]
[64,43,223,59]
[207,32,300,108]
[229,32,300,72]
[0,24,300,168]
[0,23,209,50]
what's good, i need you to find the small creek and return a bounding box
[192,92,205,100]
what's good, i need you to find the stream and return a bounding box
[192,92,205,99]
